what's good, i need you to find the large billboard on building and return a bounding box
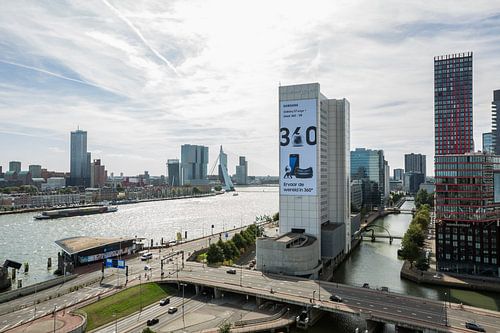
[279,99,317,196]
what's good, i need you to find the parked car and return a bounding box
[168,307,178,314]
[226,268,237,274]
[146,318,159,326]
[159,298,170,306]
[141,252,153,261]
[329,295,343,302]
[465,322,485,332]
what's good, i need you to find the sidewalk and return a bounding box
[400,261,500,293]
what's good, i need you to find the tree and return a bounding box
[193,187,201,195]
[400,238,420,267]
[272,212,279,221]
[217,240,232,260]
[226,240,240,258]
[214,185,222,191]
[232,233,247,251]
[206,244,225,264]
[219,322,231,333]
[406,223,425,247]
[142,328,156,333]
[415,255,430,271]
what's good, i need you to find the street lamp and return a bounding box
[180,283,187,329]
[53,305,57,333]
[443,292,448,327]
[312,290,316,302]
[138,275,142,312]
[33,277,38,319]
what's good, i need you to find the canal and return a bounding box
[306,200,500,333]
[0,187,279,287]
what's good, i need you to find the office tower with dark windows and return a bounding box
[29,165,42,178]
[393,168,404,181]
[167,159,180,186]
[404,153,426,179]
[350,148,386,208]
[492,90,500,154]
[180,144,209,185]
[69,129,91,187]
[236,156,248,185]
[9,161,21,173]
[434,52,473,155]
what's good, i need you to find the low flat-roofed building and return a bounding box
[256,232,322,279]
[55,236,142,274]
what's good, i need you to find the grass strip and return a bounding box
[78,282,173,331]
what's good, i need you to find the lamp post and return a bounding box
[53,305,57,333]
[312,290,316,302]
[443,292,448,327]
[138,275,142,312]
[180,283,187,329]
[240,264,243,287]
[318,277,321,301]
[33,277,38,319]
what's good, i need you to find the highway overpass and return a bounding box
[162,263,500,333]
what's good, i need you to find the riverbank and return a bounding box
[0,192,216,216]
[401,260,500,293]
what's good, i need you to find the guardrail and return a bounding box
[234,306,288,327]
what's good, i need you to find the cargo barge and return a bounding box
[34,206,118,220]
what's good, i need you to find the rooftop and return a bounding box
[55,236,137,255]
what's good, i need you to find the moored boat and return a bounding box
[34,206,118,220]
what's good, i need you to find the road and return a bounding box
[165,263,500,333]
[0,224,255,332]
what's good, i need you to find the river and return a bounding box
[0,187,279,287]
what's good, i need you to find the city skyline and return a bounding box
[1,1,500,175]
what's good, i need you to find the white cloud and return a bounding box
[0,0,499,175]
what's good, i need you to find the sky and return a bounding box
[1,1,500,177]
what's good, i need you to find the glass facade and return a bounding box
[435,153,500,276]
[434,53,473,155]
[350,148,385,207]
[70,129,90,187]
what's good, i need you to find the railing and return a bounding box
[234,306,288,327]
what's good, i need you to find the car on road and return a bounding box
[433,273,442,279]
[226,268,237,274]
[465,321,485,332]
[144,265,151,271]
[329,295,343,302]
[380,286,389,292]
[159,298,170,306]
[141,252,153,261]
[146,318,159,326]
[168,307,178,314]
[362,283,370,289]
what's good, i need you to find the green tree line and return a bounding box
[400,203,431,270]
[206,224,263,264]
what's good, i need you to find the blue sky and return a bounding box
[1,0,500,176]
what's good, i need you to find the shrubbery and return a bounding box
[400,204,431,269]
[206,224,262,264]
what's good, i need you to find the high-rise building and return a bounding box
[257,83,350,278]
[434,53,500,277]
[29,165,42,178]
[404,153,426,179]
[404,172,425,194]
[69,129,91,187]
[384,160,390,198]
[435,153,500,276]
[434,53,473,155]
[167,159,180,186]
[351,148,386,207]
[393,168,404,181]
[9,161,21,173]
[483,133,493,153]
[180,144,209,185]
[90,159,107,188]
[236,156,248,185]
[492,90,500,154]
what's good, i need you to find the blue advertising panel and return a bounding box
[105,259,113,268]
[117,260,125,269]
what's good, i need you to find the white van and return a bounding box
[141,252,153,261]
